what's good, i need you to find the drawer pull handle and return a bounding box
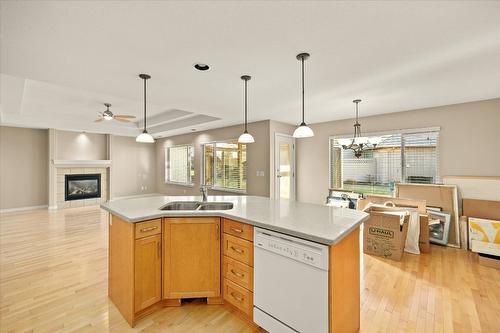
[140,226,158,233]
[231,269,245,278]
[230,246,244,254]
[230,292,244,303]
[230,227,243,233]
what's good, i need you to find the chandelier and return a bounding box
[339,99,382,158]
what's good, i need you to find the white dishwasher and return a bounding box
[253,227,329,333]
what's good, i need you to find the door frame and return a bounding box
[274,133,296,200]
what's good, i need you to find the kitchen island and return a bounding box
[101,195,368,332]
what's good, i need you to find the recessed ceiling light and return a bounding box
[194,63,210,71]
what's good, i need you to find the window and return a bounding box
[202,141,247,192]
[329,129,439,195]
[165,145,194,185]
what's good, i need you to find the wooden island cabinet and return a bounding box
[108,215,254,327]
[108,215,163,326]
[108,213,360,332]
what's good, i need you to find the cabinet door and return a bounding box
[134,234,162,312]
[163,217,221,299]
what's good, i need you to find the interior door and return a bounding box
[275,134,296,200]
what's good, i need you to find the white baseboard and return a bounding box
[111,192,161,201]
[0,205,49,214]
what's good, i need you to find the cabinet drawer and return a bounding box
[223,278,253,318]
[223,234,254,267]
[223,218,253,241]
[135,219,161,239]
[223,255,253,291]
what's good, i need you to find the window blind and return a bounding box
[329,129,439,195]
[166,145,194,184]
[203,141,247,191]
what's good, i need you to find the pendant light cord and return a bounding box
[143,77,147,131]
[301,57,305,124]
[244,78,248,132]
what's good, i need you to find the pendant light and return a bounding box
[238,75,255,143]
[339,99,382,158]
[293,52,314,138]
[136,73,155,143]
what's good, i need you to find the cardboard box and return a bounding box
[358,196,430,254]
[363,210,409,261]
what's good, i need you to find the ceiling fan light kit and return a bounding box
[293,52,314,138]
[103,103,113,120]
[238,75,255,144]
[95,103,136,123]
[136,73,155,143]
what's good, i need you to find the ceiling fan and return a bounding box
[95,103,136,123]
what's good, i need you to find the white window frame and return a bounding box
[328,126,441,190]
[201,139,247,194]
[165,144,195,187]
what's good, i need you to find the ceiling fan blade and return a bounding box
[113,115,136,119]
[113,117,131,123]
[94,118,104,123]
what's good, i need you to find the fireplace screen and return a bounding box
[65,174,101,201]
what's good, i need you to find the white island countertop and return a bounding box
[100,195,368,245]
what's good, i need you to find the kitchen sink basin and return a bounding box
[160,201,201,210]
[198,202,234,210]
[160,201,233,211]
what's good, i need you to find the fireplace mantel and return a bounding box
[52,160,111,168]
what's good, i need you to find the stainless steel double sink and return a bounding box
[160,201,234,211]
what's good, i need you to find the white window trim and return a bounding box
[165,144,195,187]
[201,138,248,194]
[328,126,441,190]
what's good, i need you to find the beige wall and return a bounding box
[156,120,271,196]
[0,126,48,209]
[56,130,107,160]
[296,98,500,204]
[111,135,157,198]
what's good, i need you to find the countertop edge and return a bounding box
[100,203,368,246]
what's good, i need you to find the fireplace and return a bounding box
[65,174,101,201]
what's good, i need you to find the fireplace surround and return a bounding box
[65,174,101,201]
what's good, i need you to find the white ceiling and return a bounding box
[1,1,500,137]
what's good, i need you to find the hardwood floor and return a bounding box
[1,206,499,332]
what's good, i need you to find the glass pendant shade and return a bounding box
[337,138,352,146]
[103,114,113,120]
[238,131,255,143]
[354,136,368,144]
[293,123,314,138]
[136,131,155,143]
[368,136,383,145]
